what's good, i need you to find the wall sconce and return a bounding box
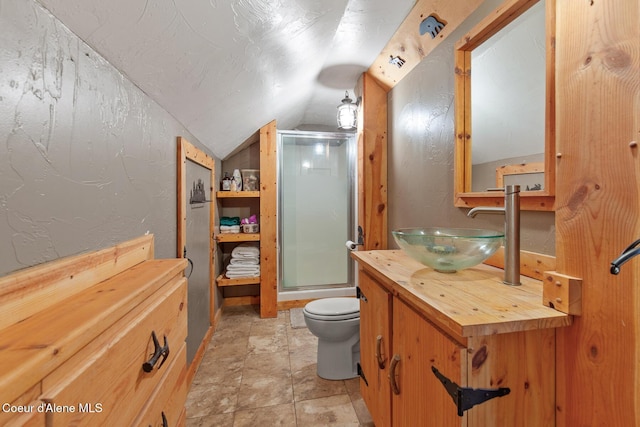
[337,91,358,130]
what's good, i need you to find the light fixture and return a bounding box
[337,91,358,130]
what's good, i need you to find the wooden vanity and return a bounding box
[353,250,571,426]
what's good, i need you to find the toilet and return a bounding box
[302,297,360,380]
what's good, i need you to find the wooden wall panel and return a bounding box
[554,0,640,425]
[368,0,483,90]
[259,120,278,318]
[357,73,388,251]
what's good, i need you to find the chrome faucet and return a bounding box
[467,185,521,286]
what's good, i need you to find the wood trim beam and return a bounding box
[356,73,388,250]
[367,0,484,90]
[259,120,278,318]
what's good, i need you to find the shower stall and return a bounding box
[277,130,357,301]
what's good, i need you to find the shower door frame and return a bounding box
[277,130,357,292]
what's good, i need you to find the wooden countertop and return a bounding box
[352,250,572,340]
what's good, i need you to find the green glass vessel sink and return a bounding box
[391,227,504,273]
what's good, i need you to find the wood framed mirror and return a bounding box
[454,0,555,211]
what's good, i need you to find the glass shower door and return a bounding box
[279,131,355,290]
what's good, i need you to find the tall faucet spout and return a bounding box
[467,185,521,286]
[467,206,505,218]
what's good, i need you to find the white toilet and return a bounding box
[302,297,360,380]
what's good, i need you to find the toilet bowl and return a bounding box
[303,297,360,380]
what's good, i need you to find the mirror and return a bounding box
[454,0,555,211]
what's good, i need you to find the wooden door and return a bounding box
[358,271,392,427]
[392,298,467,427]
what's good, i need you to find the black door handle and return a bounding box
[610,238,640,275]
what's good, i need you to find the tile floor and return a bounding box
[185,305,373,426]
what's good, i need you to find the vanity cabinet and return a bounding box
[355,250,570,426]
[359,271,463,426]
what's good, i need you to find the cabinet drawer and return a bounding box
[41,276,188,426]
[133,342,187,426]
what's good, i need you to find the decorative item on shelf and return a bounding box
[337,91,359,130]
[231,168,242,191]
[241,214,259,233]
[241,169,260,191]
[221,172,231,191]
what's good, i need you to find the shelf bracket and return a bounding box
[431,366,510,416]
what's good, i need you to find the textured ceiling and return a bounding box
[35,0,415,159]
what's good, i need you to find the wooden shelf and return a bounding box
[216,191,259,198]
[215,233,260,243]
[216,274,261,287]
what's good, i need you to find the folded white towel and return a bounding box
[225,270,260,279]
[226,264,260,272]
[229,257,259,265]
[232,243,260,258]
[220,225,240,233]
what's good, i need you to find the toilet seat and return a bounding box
[303,297,360,321]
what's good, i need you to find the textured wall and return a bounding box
[387,0,556,255]
[0,0,213,275]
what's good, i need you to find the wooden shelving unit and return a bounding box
[214,120,277,318]
[215,233,260,243]
[216,191,260,198]
[215,190,260,287]
[215,274,261,287]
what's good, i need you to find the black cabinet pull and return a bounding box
[142,331,170,373]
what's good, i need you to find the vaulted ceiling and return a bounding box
[35,0,415,159]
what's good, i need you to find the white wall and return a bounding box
[0,0,214,275]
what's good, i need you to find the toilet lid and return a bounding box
[304,297,359,317]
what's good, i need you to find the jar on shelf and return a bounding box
[221,172,231,191]
[241,169,260,191]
